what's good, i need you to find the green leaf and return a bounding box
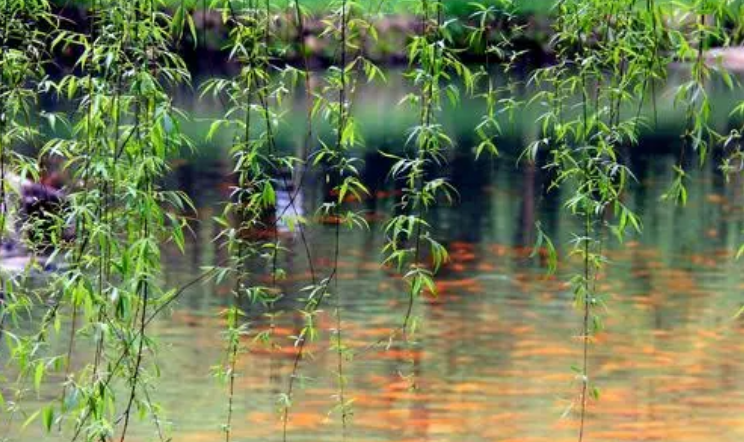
[171,5,185,39]
[262,183,276,207]
[42,405,54,432]
[532,222,557,275]
[22,409,41,430]
[591,386,601,401]
[34,362,45,392]
[187,14,199,49]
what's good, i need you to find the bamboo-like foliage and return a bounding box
[275,0,387,437]
[200,1,303,440]
[3,0,192,440]
[202,2,271,439]
[0,0,53,432]
[382,0,471,344]
[531,4,743,437]
[0,1,742,442]
[527,0,652,438]
[308,0,384,433]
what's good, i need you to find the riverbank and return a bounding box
[52,5,555,73]
[50,3,744,76]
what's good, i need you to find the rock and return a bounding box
[706,47,744,71]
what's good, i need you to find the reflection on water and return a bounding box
[151,150,743,442]
[4,78,744,442]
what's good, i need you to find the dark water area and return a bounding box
[4,69,744,442]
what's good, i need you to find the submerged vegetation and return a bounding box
[0,0,742,442]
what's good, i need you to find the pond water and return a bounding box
[3,71,744,442]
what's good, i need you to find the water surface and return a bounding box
[3,73,744,442]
